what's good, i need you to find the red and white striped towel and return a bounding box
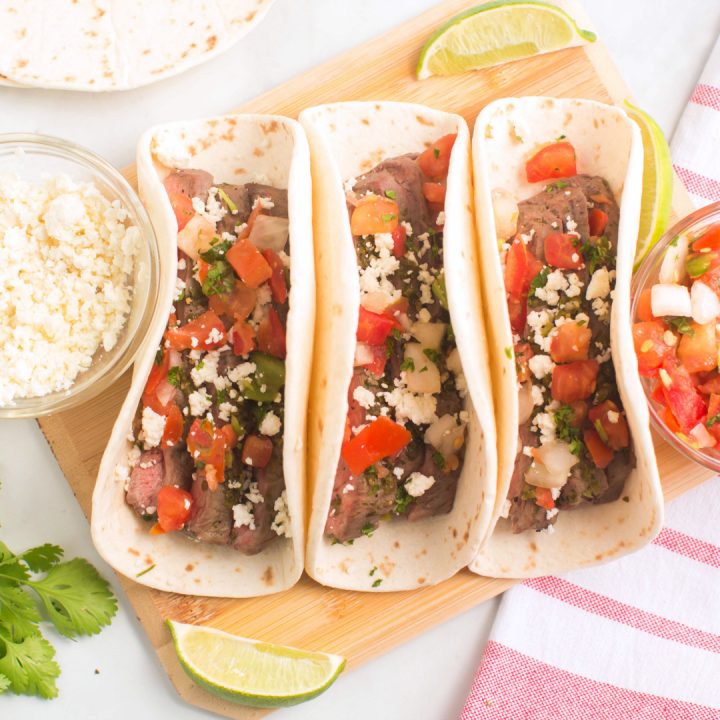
[462,37,720,720]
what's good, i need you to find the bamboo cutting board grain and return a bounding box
[38,0,714,717]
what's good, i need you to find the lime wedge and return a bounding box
[417,1,596,79]
[624,101,673,269]
[167,620,346,708]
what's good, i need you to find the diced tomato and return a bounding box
[692,223,720,252]
[422,182,446,204]
[356,306,400,346]
[696,264,720,299]
[588,400,629,450]
[663,405,682,435]
[241,435,273,469]
[661,357,707,433]
[525,141,577,183]
[167,192,195,232]
[341,416,412,476]
[356,343,388,377]
[507,294,527,334]
[551,360,599,402]
[632,321,674,376]
[263,249,288,304]
[161,403,184,449]
[232,320,256,356]
[544,232,583,269]
[257,307,286,358]
[550,322,592,362]
[208,280,257,321]
[417,134,456,180]
[504,239,529,295]
[636,288,655,322]
[651,381,665,404]
[535,486,556,510]
[514,342,533,383]
[568,400,588,428]
[197,259,210,284]
[706,393,720,442]
[350,196,399,236]
[226,236,273,288]
[187,418,226,487]
[142,350,176,415]
[156,486,193,533]
[166,310,226,351]
[589,208,609,237]
[144,348,170,399]
[583,427,614,469]
[219,423,239,449]
[677,321,717,374]
[698,373,720,395]
[391,224,406,258]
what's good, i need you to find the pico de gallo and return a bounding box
[124,167,292,554]
[324,134,470,543]
[633,222,720,454]
[502,140,634,534]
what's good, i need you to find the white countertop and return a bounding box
[1,1,719,718]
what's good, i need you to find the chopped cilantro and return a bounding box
[202,260,235,296]
[433,147,440,159]
[154,348,163,366]
[669,236,679,247]
[706,414,720,428]
[666,316,694,336]
[432,450,446,470]
[400,357,415,372]
[545,180,569,192]
[585,235,612,275]
[556,134,567,141]
[423,348,441,364]
[372,578,383,588]
[369,566,377,577]
[381,213,397,223]
[504,346,513,360]
[394,487,413,514]
[529,267,550,295]
[217,187,238,214]
[361,522,375,537]
[385,190,396,199]
[167,366,183,387]
[554,404,583,454]
[431,273,448,309]
[199,239,232,263]
[520,484,536,501]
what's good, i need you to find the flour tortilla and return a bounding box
[0,0,275,91]
[469,97,663,578]
[299,101,497,592]
[92,114,314,597]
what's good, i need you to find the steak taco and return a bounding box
[470,97,663,578]
[92,115,313,597]
[300,101,497,591]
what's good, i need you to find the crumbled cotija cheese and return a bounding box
[0,172,139,405]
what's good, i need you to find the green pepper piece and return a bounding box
[242,352,286,402]
[686,254,712,278]
[431,272,448,309]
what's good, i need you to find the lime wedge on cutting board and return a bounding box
[416,1,596,79]
[167,620,346,708]
[624,101,673,269]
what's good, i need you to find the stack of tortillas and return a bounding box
[0,0,275,91]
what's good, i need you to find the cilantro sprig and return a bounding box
[0,541,117,698]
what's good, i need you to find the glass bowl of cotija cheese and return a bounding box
[0,134,159,417]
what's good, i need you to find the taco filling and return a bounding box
[324,134,470,543]
[502,140,635,534]
[124,168,292,554]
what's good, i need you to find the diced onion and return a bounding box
[527,441,578,488]
[248,215,289,252]
[177,215,216,260]
[518,382,534,425]
[156,380,176,407]
[691,281,720,325]
[651,283,692,317]
[491,188,519,241]
[411,322,446,349]
[354,343,373,367]
[362,291,395,314]
[659,235,689,284]
[424,414,465,458]
[446,347,462,375]
[169,350,183,368]
[404,343,441,394]
[690,422,716,449]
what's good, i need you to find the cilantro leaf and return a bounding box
[0,582,41,641]
[0,633,60,699]
[29,558,118,638]
[0,541,15,564]
[0,673,10,694]
[20,544,63,573]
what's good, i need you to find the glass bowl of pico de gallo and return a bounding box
[631,201,720,470]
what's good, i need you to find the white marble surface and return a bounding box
[1,1,719,718]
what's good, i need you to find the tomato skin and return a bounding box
[257,307,286,359]
[144,348,170,400]
[550,322,592,362]
[219,423,239,448]
[504,240,529,295]
[661,357,707,433]
[535,486,556,510]
[226,236,273,289]
[391,224,406,258]
[208,280,257,321]
[341,416,412,476]
[692,223,720,252]
[356,306,400,346]
[551,360,599,402]
[422,182,446,204]
[589,208,609,237]
[677,321,717,374]
[263,249,288,304]
[237,203,263,240]
[632,321,674,376]
[525,141,577,183]
[161,403,184,448]
[168,192,195,232]
[197,259,210,284]
[187,418,226,488]
[698,373,720,395]
[241,435,273,469]
[156,486,193,533]
[231,320,256,357]
[663,405,682,435]
[707,393,720,442]
[636,288,655,322]
[417,134,456,180]
[583,427,614,469]
[507,294,527,334]
[544,232,584,269]
[350,196,399,236]
[588,400,629,450]
[166,310,226,351]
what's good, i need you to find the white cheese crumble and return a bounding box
[436,211,446,226]
[232,502,256,530]
[526,309,555,352]
[188,389,212,417]
[404,472,436,497]
[531,384,545,406]
[245,481,264,504]
[358,232,401,304]
[228,362,256,383]
[586,268,611,301]
[259,411,282,436]
[141,406,166,449]
[535,269,568,306]
[352,385,376,410]
[191,187,226,224]
[190,351,220,386]
[271,490,292,538]
[0,172,140,405]
[528,354,554,380]
[565,273,583,297]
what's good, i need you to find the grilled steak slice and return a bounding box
[594,447,634,505]
[510,497,553,534]
[352,155,431,233]
[245,183,289,219]
[186,470,232,545]
[232,444,286,555]
[406,448,460,522]
[163,169,213,202]
[566,175,619,248]
[508,422,538,503]
[126,449,164,515]
[216,183,251,236]
[162,446,193,490]
[175,250,206,324]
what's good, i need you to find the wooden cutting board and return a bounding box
[38,0,714,717]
